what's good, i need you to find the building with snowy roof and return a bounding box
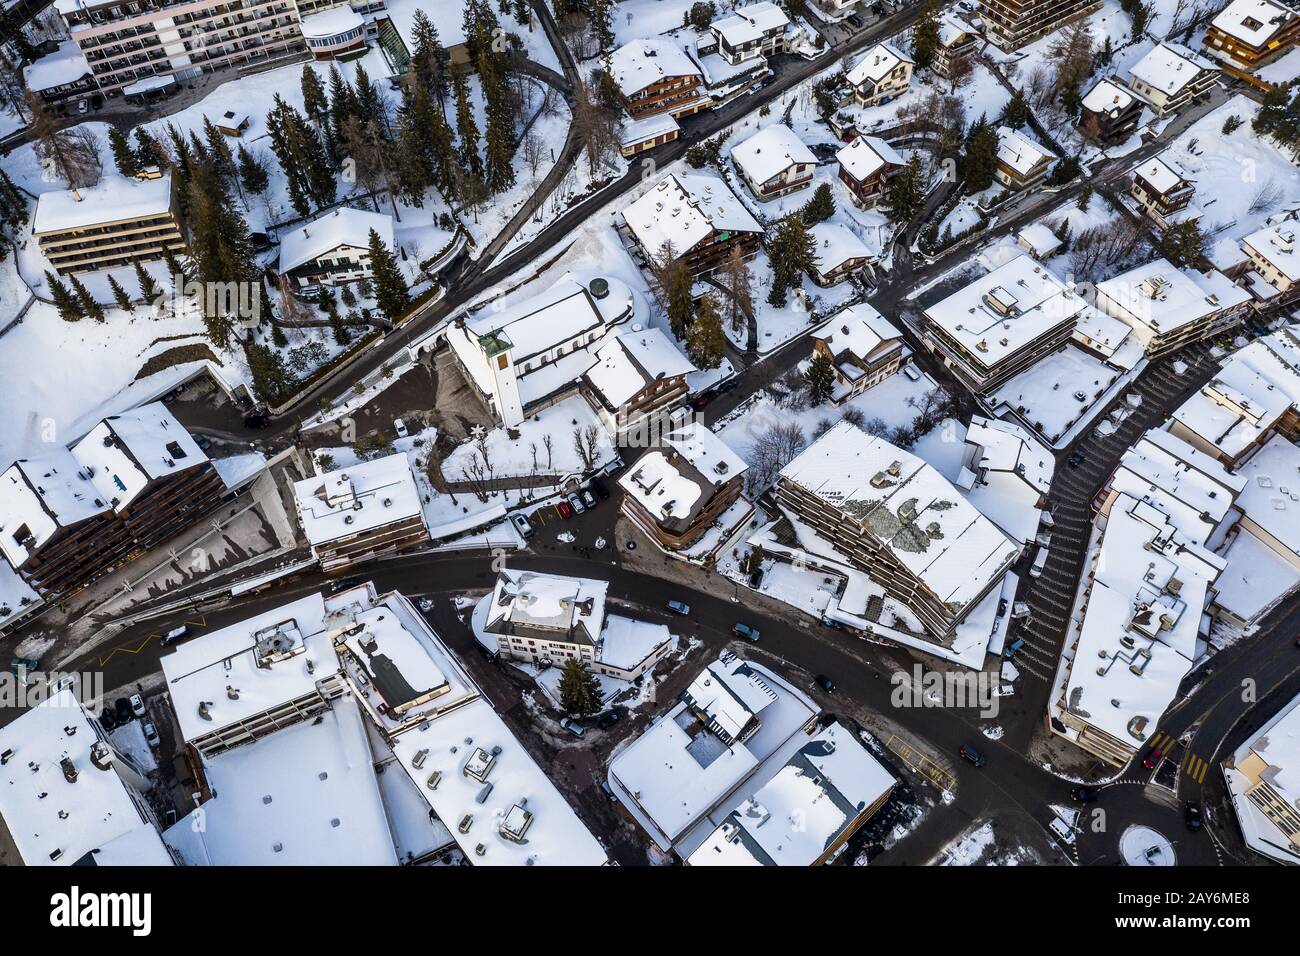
[1095,258,1252,357]
[621,171,763,277]
[1079,77,1144,144]
[1130,154,1200,232]
[277,206,395,292]
[980,0,1102,51]
[607,37,709,118]
[808,222,876,286]
[933,14,980,79]
[619,112,682,157]
[300,5,368,59]
[1127,42,1219,115]
[835,134,905,208]
[619,420,750,552]
[776,421,1021,648]
[1203,0,1300,72]
[710,1,795,64]
[993,126,1055,190]
[33,171,184,274]
[1224,686,1300,864]
[21,39,94,104]
[845,42,912,107]
[608,650,818,855]
[1052,430,1242,766]
[1240,217,1300,307]
[0,686,174,866]
[446,273,637,427]
[687,720,895,866]
[730,123,817,201]
[292,452,430,571]
[0,402,226,598]
[581,326,696,437]
[957,415,1054,546]
[922,254,1085,393]
[810,304,909,402]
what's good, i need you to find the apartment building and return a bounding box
[836,134,905,207]
[776,421,1020,645]
[730,122,816,201]
[1079,77,1144,144]
[922,254,1086,394]
[933,14,979,79]
[1095,259,1252,358]
[1129,155,1200,231]
[710,1,793,64]
[1127,42,1219,116]
[1225,688,1300,864]
[21,39,96,104]
[0,402,226,597]
[810,304,909,402]
[1203,0,1300,73]
[53,0,307,97]
[607,37,709,119]
[978,0,1101,50]
[580,327,696,438]
[1240,218,1300,308]
[33,171,185,274]
[620,171,764,277]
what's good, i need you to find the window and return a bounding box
[497,354,509,370]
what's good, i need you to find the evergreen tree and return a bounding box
[557,659,602,716]
[186,153,261,346]
[301,64,329,126]
[1158,220,1205,267]
[367,228,409,322]
[911,0,941,71]
[686,293,725,370]
[352,63,387,134]
[107,274,133,312]
[133,128,165,169]
[237,143,269,195]
[800,183,835,225]
[109,127,139,177]
[162,243,188,286]
[719,246,753,335]
[0,6,36,63]
[68,274,104,322]
[960,114,999,193]
[409,9,450,104]
[1001,88,1030,128]
[133,259,159,303]
[45,271,82,322]
[451,69,484,179]
[202,116,236,182]
[245,339,297,404]
[883,155,926,225]
[806,352,835,405]
[328,64,357,150]
[266,95,336,216]
[589,0,614,49]
[767,213,819,303]
[1076,182,1093,211]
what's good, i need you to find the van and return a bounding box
[1028,546,1049,578]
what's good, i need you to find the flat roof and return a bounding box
[293,452,425,548]
[33,173,173,235]
[1096,259,1251,336]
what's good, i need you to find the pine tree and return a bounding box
[186,153,261,346]
[767,213,819,301]
[800,183,835,225]
[267,96,336,216]
[133,128,165,169]
[367,228,410,322]
[133,259,159,303]
[45,271,82,321]
[451,69,484,179]
[589,0,614,50]
[109,127,139,177]
[558,658,602,716]
[1001,88,1030,128]
[686,293,725,370]
[202,116,236,181]
[237,143,269,195]
[301,64,329,126]
[960,115,999,194]
[806,352,834,405]
[911,0,941,71]
[107,274,133,312]
[1076,182,1093,211]
[328,65,357,152]
[68,274,104,322]
[883,155,925,224]
[245,339,297,404]
[409,9,450,104]
[1159,220,1205,268]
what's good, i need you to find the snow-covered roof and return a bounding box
[584,327,695,409]
[620,112,680,148]
[0,687,172,866]
[21,40,90,93]
[962,416,1053,546]
[688,720,893,866]
[1096,259,1251,339]
[835,134,905,182]
[846,42,912,86]
[1242,221,1300,283]
[622,172,762,259]
[277,206,393,274]
[1230,688,1300,834]
[780,421,1020,616]
[0,452,110,569]
[1210,0,1297,47]
[924,254,1085,371]
[292,452,425,549]
[1129,42,1218,97]
[299,5,364,38]
[731,123,815,185]
[1017,222,1063,258]
[163,696,397,865]
[466,272,634,363]
[486,569,608,643]
[1082,77,1136,116]
[382,0,467,49]
[813,303,902,360]
[619,421,747,526]
[598,614,672,672]
[1234,435,1300,559]
[72,401,210,511]
[607,37,702,96]
[810,222,873,271]
[996,125,1054,176]
[1133,155,1191,195]
[161,592,341,744]
[733,0,791,32]
[33,173,174,235]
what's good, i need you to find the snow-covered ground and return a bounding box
[442,394,617,481]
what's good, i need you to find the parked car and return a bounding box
[1143,747,1163,770]
[1028,547,1049,579]
[1184,799,1203,831]
[77,99,89,114]
[588,477,610,500]
[326,576,364,595]
[1003,637,1025,659]
[580,488,597,510]
[815,674,835,693]
[194,435,212,450]
[160,624,189,646]
[142,720,160,747]
[665,599,691,615]
[129,694,145,718]
[114,697,134,723]
[243,411,271,429]
[98,709,118,732]
[732,622,761,642]
[556,500,573,520]
[959,744,986,767]
[597,708,624,730]
[846,13,864,27]
[8,656,40,674]
[1071,786,1099,803]
[560,718,585,737]
[1068,450,1086,468]
[509,512,534,537]
[567,492,586,515]
[393,417,408,438]
[902,364,921,382]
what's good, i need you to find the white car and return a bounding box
[393,417,408,438]
[142,720,160,747]
[129,693,145,718]
[510,512,534,537]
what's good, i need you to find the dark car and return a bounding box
[1068,450,1086,468]
[1003,637,1025,660]
[1071,786,1099,803]
[1184,799,1203,831]
[194,434,212,450]
[597,708,624,730]
[959,744,986,767]
[732,622,761,642]
[815,674,835,693]
[114,697,134,723]
[327,576,365,595]
[847,13,864,26]
[99,709,118,732]
[588,477,610,500]
[1143,747,1163,770]
[690,393,714,411]
[243,412,271,429]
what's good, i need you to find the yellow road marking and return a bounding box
[97,634,156,668]
[886,734,957,792]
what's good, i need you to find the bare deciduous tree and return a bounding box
[745,421,807,496]
[572,424,602,471]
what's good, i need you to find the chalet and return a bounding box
[619,113,681,157]
[1203,0,1300,72]
[836,134,905,207]
[1130,155,1200,231]
[1079,77,1144,144]
[581,328,697,437]
[21,40,94,105]
[811,304,909,402]
[1127,42,1219,116]
[994,126,1054,191]
[934,14,980,80]
[621,172,764,277]
[607,38,709,118]
[808,222,875,286]
[710,1,793,64]
[277,206,394,292]
[845,42,913,107]
[1241,218,1300,308]
[730,123,817,201]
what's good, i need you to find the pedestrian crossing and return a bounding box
[1183,751,1211,785]
[1145,730,1211,784]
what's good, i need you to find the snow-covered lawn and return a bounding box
[442,394,617,482]
[610,0,699,45]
